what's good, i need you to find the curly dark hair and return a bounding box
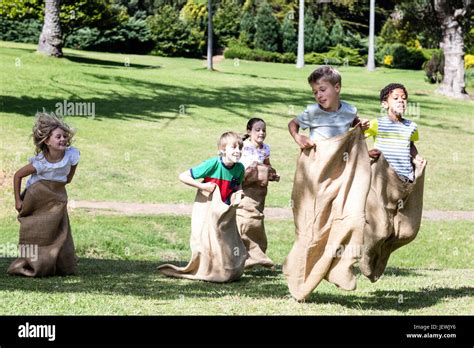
[380,83,408,102]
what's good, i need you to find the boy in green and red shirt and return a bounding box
[179,131,245,204]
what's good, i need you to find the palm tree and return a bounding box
[37,0,63,57]
[296,0,304,68]
[367,0,376,71]
[207,0,214,70]
[434,0,470,99]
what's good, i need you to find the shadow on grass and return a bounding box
[0,257,470,312]
[1,73,313,128]
[65,54,161,70]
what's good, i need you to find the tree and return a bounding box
[312,17,329,53]
[281,12,297,54]
[254,1,280,52]
[239,10,255,47]
[304,8,316,53]
[329,19,344,46]
[367,0,376,71]
[207,0,213,70]
[38,0,63,57]
[434,0,472,99]
[213,0,242,48]
[147,5,201,57]
[296,0,304,68]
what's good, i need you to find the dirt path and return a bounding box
[71,200,474,221]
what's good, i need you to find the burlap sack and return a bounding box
[7,180,76,277]
[158,186,247,282]
[359,153,426,282]
[236,164,275,269]
[283,127,371,301]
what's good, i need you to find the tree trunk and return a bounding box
[367,0,376,71]
[434,1,469,99]
[296,0,304,68]
[38,0,63,57]
[207,0,214,70]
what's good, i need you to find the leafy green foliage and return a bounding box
[329,19,344,46]
[0,19,43,43]
[224,39,295,63]
[376,43,426,70]
[213,0,242,49]
[280,13,297,54]
[65,14,155,54]
[304,45,366,67]
[146,5,202,58]
[239,10,255,48]
[254,1,280,52]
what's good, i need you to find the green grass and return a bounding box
[0,41,472,315]
[0,213,472,315]
[1,41,473,216]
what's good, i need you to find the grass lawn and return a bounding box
[0,213,472,315]
[0,41,473,315]
[1,41,473,216]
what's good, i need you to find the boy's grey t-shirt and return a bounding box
[296,101,357,141]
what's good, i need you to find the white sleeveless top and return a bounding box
[26,146,80,188]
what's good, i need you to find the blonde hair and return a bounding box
[217,131,243,156]
[32,112,75,155]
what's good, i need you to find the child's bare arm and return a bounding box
[264,158,280,182]
[13,163,36,212]
[66,164,78,184]
[352,116,370,130]
[288,118,315,149]
[179,170,215,193]
[410,142,425,164]
[410,142,418,158]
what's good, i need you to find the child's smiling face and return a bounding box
[223,142,242,164]
[311,80,341,111]
[248,121,266,146]
[45,127,69,152]
[383,88,407,117]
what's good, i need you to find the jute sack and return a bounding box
[8,180,76,277]
[359,153,426,282]
[158,186,247,282]
[237,164,275,269]
[283,127,371,300]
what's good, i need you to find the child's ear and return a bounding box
[334,83,341,92]
[381,101,389,109]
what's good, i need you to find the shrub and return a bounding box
[0,19,42,43]
[304,45,366,67]
[65,14,155,54]
[146,5,202,58]
[239,11,255,48]
[254,1,280,52]
[224,41,295,64]
[213,0,242,48]
[376,43,426,70]
[465,54,474,70]
[423,49,444,83]
[281,14,297,54]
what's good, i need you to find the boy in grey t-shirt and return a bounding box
[289,66,369,148]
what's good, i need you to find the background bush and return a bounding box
[376,43,426,70]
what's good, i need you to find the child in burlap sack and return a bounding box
[8,112,80,277]
[237,118,279,269]
[284,66,372,301]
[158,132,247,282]
[361,83,427,282]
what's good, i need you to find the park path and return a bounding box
[71,200,474,221]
